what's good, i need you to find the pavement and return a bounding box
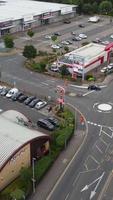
[29,107,87,200]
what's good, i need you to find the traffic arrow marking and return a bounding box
[90,191,96,199]
[81,185,89,192]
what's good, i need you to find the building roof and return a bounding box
[64,43,106,64]
[0,0,76,22]
[0,110,49,170]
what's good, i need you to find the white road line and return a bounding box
[101,130,113,138]
[82,90,94,96]
[90,155,100,164]
[41,82,49,86]
[84,163,89,171]
[95,145,103,154]
[65,193,70,200]
[100,137,108,146]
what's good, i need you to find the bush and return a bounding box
[3,34,14,48]
[81,41,89,46]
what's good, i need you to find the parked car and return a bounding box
[66,40,73,44]
[61,41,70,45]
[107,63,113,69]
[46,117,59,127]
[71,31,76,35]
[110,34,113,39]
[92,38,102,43]
[6,88,19,98]
[45,35,52,39]
[28,98,40,108]
[88,85,101,91]
[35,100,47,110]
[24,96,36,105]
[37,118,55,131]
[0,86,4,94]
[11,91,23,101]
[18,95,28,103]
[78,24,85,28]
[51,44,60,49]
[1,87,10,96]
[54,32,61,36]
[72,36,82,41]
[50,65,59,72]
[100,67,108,73]
[79,33,87,39]
[101,40,110,45]
[63,20,71,24]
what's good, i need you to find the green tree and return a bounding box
[99,1,112,14]
[51,35,57,44]
[82,3,93,14]
[92,2,98,13]
[3,34,14,48]
[60,65,69,78]
[27,29,34,38]
[64,46,69,53]
[10,188,25,200]
[23,45,37,60]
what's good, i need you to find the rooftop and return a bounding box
[0,110,48,170]
[62,43,106,65]
[0,0,76,22]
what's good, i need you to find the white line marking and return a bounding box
[101,130,113,138]
[41,82,49,86]
[100,137,108,146]
[90,155,100,164]
[95,145,103,154]
[84,163,88,171]
[83,90,94,96]
[65,193,69,200]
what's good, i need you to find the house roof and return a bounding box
[0,110,48,170]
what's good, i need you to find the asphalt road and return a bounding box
[0,15,113,200]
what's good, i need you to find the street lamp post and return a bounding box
[32,157,36,193]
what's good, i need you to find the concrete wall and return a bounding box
[0,143,30,191]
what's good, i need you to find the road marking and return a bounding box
[95,145,103,154]
[101,129,113,138]
[90,155,100,164]
[100,137,108,146]
[65,193,70,200]
[41,82,49,86]
[82,90,94,96]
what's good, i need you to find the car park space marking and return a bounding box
[41,82,49,86]
[100,136,110,146]
[82,90,94,96]
[95,145,103,154]
[85,155,99,170]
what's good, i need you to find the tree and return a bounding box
[51,35,57,44]
[99,1,112,14]
[10,188,25,200]
[64,46,69,53]
[23,45,37,60]
[82,3,93,14]
[3,34,14,48]
[60,65,70,78]
[92,2,98,13]
[27,29,34,38]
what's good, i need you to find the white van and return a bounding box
[6,88,19,98]
[88,16,100,23]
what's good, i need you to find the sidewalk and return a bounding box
[29,110,87,200]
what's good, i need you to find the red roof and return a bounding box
[105,42,113,51]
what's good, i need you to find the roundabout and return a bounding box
[93,102,113,113]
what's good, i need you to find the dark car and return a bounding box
[11,91,23,101]
[28,98,40,108]
[54,32,61,36]
[24,96,36,105]
[63,20,71,24]
[1,87,10,96]
[78,24,85,28]
[88,85,101,91]
[37,119,55,131]
[72,36,81,41]
[92,38,102,44]
[18,95,28,103]
[46,117,59,127]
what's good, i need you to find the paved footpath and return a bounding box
[29,111,86,200]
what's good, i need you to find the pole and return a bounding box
[32,157,36,193]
